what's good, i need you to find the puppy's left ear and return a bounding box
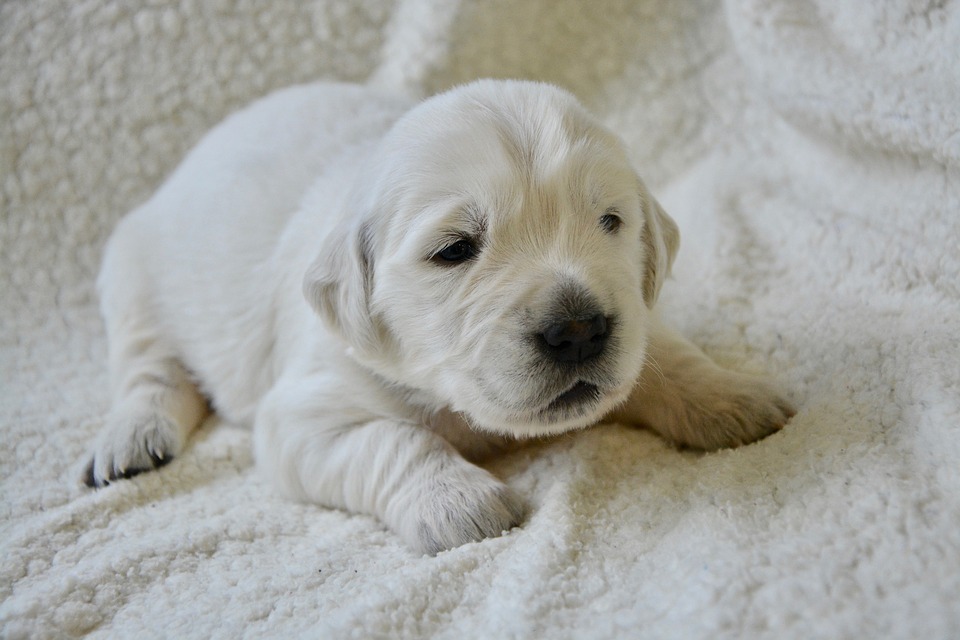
[303,219,387,358]
[640,189,680,307]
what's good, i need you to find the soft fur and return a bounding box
[85,80,793,554]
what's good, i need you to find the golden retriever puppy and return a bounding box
[86,80,793,553]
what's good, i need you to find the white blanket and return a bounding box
[2,1,958,637]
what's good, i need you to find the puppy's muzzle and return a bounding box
[540,313,609,363]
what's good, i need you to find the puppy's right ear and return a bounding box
[303,220,385,356]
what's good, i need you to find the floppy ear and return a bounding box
[640,190,680,307]
[303,219,386,356]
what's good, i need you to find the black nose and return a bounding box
[541,314,609,363]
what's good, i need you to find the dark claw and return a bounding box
[82,458,98,488]
[115,466,146,481]
[82,452,174,488]
[148,450,172,469]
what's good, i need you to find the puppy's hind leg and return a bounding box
[85,227,209,488]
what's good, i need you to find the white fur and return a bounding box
[87,80,793,554]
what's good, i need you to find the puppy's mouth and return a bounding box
[544,381,601,413]
[472,373,629,437]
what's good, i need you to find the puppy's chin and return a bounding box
[466,381,634,439]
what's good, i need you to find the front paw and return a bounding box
[390,463,526,555]
[677,374,795,450]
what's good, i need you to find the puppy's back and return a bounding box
[100,83,411,423]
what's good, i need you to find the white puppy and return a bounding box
[85,80,793,554]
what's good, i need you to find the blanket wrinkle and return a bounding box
[2,0,959,638]
[730,0,960,165]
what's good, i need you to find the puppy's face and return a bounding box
[307,81,678,437]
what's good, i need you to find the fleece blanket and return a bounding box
[2,1,959,637]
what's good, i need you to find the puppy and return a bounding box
[85,80,793,554]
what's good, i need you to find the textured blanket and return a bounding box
[2,1,959,638]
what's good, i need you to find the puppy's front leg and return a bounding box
[610,318,794,450]
[254,377,524,555]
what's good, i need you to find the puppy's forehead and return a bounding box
[386,86,632,223]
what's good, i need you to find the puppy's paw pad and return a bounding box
[84,410,181,488]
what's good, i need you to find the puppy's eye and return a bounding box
[432,239,477,265]
[600,209,623,234]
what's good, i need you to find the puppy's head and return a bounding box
[305,80,678,437]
